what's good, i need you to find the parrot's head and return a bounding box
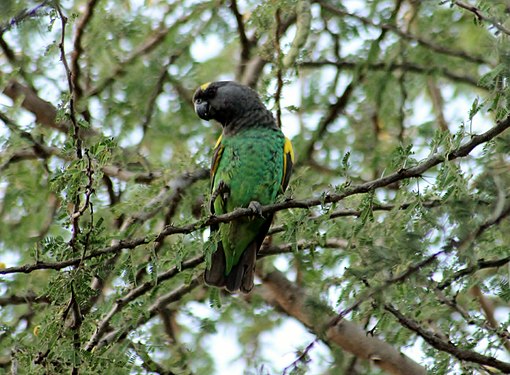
[193,81,267,127]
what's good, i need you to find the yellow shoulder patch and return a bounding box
[284,137,295,163]
[211,135,224,179]
[200,82,212,91]
[281,136,294,192]
[214,134,223,149]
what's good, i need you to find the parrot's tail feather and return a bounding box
[240,242,257,293]
[204,243,226,287]
[204,242,256,293]
[225,241,257,293]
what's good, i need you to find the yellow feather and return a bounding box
[214,134,223,149]
[284,136,295,163]
[282,137,294,190]
[211,135,224,179]
[200,82,212,91]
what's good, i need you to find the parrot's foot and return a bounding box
[211,180,230,205]
[248,201,264,218]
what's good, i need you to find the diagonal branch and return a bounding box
[331,196,510,327]
[0,0,51,34]
[384,304,510,372]
[2,80,93,135]
[85,237,345,351]
[300,59,481,88]
[317,0,492,66]
[437,255,510,290]
[260,269,427,375]
[84,255,204,351]
[453,0,510,36]
[95,275,202,349]
[86,4,211,98]
[301,76,358,163]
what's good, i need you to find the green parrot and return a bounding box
[193,81,294,293]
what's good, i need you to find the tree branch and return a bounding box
[85,5,210,98]
[71,0,99,101]
[240,14,297,87]
[2,114,509,275]
[301,76,358,163]
[0,293,50,306]
[1,78,99,137]
[470,285,510,353]
[260,269,427,375]
[437,255,510,290]
[0,0,51,34]
[95,275,202,349]
[84,255,203,351]
[452,0,510,36]
[332,195,510,327]
[229,0,252,79]
[317,0,492,66]
[300,58,481,87]
[384,304,510,372]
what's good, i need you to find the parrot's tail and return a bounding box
[204,242,257,293]
[204,243,226,288]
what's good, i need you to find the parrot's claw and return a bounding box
[248,201,264,218]
[211,180,230,205]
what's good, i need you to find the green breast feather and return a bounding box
[212,127,284,274]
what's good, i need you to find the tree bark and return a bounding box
[261,270,427,375]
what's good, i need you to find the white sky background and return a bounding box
[0,0,509,374]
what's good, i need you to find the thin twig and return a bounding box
[230,0,252,79]
[300,59,481,87]
[95,275,202,349]
[0,0,51,34]
[329,249,445,327]
[138,55,177,149]
[331,198,510,327]
[302,77,358,163]
[282,338,318,374]
[317,0,491,66]
[55,4,82,159]
[84,255,203,351]
[274,8,284,129]
[71,0,99,101]
[384,304,510,372]
[86,5,210,98]
[437,255,510,290]
[453,0,510,36]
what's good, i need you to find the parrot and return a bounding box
[193,81,294,293]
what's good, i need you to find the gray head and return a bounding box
[193,81,273,128]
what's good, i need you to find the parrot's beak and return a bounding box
[194,100,210,120]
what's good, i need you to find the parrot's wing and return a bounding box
[205,134,227,288]
[281,136,295,192]
[209,134,225,214]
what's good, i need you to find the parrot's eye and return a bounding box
[195,98,202,104]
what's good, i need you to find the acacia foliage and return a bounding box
[0,0,510,374]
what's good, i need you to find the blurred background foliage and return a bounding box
[0,0,510,374]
